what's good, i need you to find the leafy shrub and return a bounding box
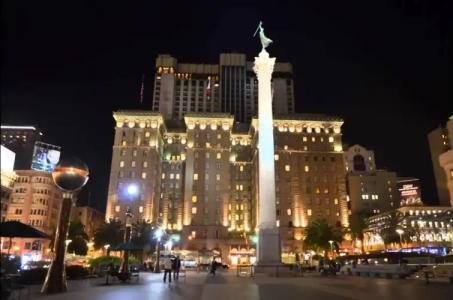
[19,268,48,284]
[66,265,89,279]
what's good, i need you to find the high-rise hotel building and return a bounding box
[151,53,295,123]
[105,110,349,258]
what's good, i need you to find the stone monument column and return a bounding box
[254,48,281,265]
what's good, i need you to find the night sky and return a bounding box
[2,1,452,211]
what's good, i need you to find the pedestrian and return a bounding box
[163,255,172,283]
[210,258,217,276]
[173,256,181,280]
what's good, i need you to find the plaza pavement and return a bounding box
[14,269,453,300]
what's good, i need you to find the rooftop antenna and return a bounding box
[139,74,145,104]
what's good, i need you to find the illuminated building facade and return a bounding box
[105,110,349,260]
[344,145,399,215]
[1,146,16,222]
[2,170,62,259]
[1,125,42,170]
[70,206,105,240]
[364,206,453,252]
[151,54,294,123]
[438,116,453,207]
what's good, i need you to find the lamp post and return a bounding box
[328,240,334,258]
[118,184,138,279]
[118,206,133,279]
[41,158,89,294]
[104,244,110,256]
[153,227,164,273]
[396,229,404,249]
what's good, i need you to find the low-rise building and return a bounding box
[364,206,453,252]
[70,206,105,240]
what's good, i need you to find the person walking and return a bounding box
[173,256,181,280]
[163,256,172,283]
[210,258,217,276]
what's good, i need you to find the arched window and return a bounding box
[353,154,366,171]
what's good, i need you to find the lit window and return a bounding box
[143,161,148,168]
[191,207,197,214]
[285,165,290,172]
[115,205,120,212]
[176,174,180,180]
[161,173,165,179]
[328,136,334,143]
[192,195,197,203]
[131,161,136,167]
[217,134,221,139]
[170,173,174,179]
[240,185,244,191]
[287,209,292,216]
[145,132,150,137]
[120,161,125,168]
[240,165,244,172]
[193,174,198,180]
[274,154,279,161]
[216,152,221,159]
[216,174,221,180]
[303,136,307,142]
[334,198,339,205]
[139,206,144,213]
[206,142,211,147]
[315,188,320,194]
[307,209,312,216]
[304,165,309,172]
[284,145,288,150]
[311,137,316,142]
[141,172,147,179]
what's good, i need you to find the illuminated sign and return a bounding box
[0,145,15,172]
[397,180,422,206]
[31,142,61,172]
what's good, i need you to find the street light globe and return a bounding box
[154,228,164,240]
[52,157,89,192]
[127,184,138,196]
[396,229,404,235]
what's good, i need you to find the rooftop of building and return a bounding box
[274,113,343,122]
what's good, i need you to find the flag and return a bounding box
[206,77,211,97]
[140,74,145,104]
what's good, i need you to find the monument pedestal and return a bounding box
[257,227,281,265]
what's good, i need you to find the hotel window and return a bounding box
[120,150,126,156]
[206,142,211,147]
[141,172,147,179]
[193,174,198,180]
[115,205,120,212]
[191,207,197,214]
[192,195,197,203]
[170,173,174,179]
[217,134,221,139]
[206,152,210,158]
[143,161,148,168]
[216,174,221,181]
[334,198,339,205]
[303,136,307,142]
[145,132,150,137]
[315,188,320,194]
[304,165,309,172]
[328,136,334,143]
[216,152,221,159]
[311,137,316,142]
[118,171,124,178]
[161,173,165,179]
[131,161,136,167]
[287,209,292,216]
[307,209,312,216]
[285,165,290,172]
[132,149,137,156]
[139,206,144,213]
[122,141,127,146]
[240,165,244,172]
[120,161,125,168]
[176,174,180,180]
[274,154,279,161]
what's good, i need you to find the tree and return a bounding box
[94,220,123,254]
[379,210,406,250]
[349,213,368,253]
[304,219,343,258]
[67,222,89,255]
[131,220,156,262]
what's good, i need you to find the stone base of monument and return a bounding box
[254,227,296,277]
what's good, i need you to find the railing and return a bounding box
[236,265,255,277]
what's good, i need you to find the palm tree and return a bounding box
[131,220,156,262]
[94,220,123,254]
[67,222,89,255]
[379,210,406,250]
[349,213,367,253]
[304,219,343,258]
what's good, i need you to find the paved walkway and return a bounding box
[12,270,453,300]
